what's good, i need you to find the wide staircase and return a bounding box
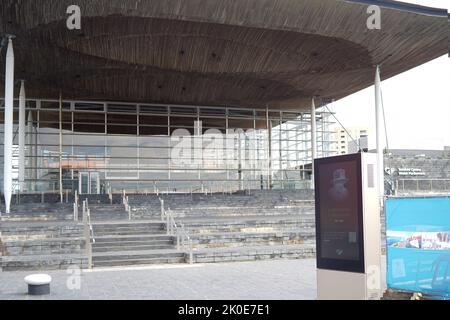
[1,190,318,271]
[78,195,187,267]
[129,190,317,264]
[90,221,184,267]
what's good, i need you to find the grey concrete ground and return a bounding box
[0,259,317,300]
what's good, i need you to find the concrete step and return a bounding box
[88,205,127,211]
[92,243,175,253]
[1,253,88,271]
[92,223,164,232]
[90,215,130,221]
[2,238,86,256]
[93,256,186,267]
[93,239,174,247]
[181,217,315,234]
[0,222,83,241]
[193,244,316,263]
[93,234,173,243]
[169,208,315,218]
[93,229,164,236]
[92,250,186,267]
[1,213,75,222]
[191,229,316,248]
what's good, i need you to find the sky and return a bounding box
[330,0,449,151]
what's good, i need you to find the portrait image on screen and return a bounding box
[314,153,365,273]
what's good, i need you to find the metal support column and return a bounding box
[18,80,26,192]
[266,107,272,189]
[26,111,33,191]
[311,98,317,189]
[59,94,63,202]
[375,66,385,205]
[32,110,38,191]
[3,37,14,214]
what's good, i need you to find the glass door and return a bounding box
[79,171,100,194]
[79,172,89,194]
[90,172,100,194]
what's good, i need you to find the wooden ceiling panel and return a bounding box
[0,0,447,112]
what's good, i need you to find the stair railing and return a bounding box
[160,204,194,264]
[107,183,113,204]
[159,198,165,222]
[122,190,131,220]
[179,223,194,264]
[73,190,79,221]
[82,199,95,269]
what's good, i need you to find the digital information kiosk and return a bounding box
[314,153,382,300]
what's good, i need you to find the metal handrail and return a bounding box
[73,190,79,221]
[107,183,113,204]
[122,190,131,220]
[82,199,95,269]
[160,201,194,264]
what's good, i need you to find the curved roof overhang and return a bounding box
[0,0,448,112]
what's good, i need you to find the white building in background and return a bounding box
[332,126,371,155]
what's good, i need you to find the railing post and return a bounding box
[160,199,165,222]
[128,197,131,221]
[166,212,170,235]
[88,240,93,269]
[176,229,180,251]
[86,225,93,269]
[189,239,193,265]
[83,200,87,223]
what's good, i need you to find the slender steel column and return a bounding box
[26,111,33,191]
[18,80,26,191]
[3,37,14,214]
[32,102,38,191]
[266,107,272,189]
[311,98,317,189]
[375,65,385,204]
[59,93,63,202]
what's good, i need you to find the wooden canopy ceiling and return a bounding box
[0,0,448,112]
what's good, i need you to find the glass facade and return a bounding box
[0,99,336,194]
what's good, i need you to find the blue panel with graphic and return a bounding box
[386,197,450,298]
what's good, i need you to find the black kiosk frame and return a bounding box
[314,153,365,274]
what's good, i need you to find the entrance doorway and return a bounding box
[79,171,100,194]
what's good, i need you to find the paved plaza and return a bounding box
[0,259,318,300]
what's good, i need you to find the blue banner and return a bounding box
[386,197,450,298]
